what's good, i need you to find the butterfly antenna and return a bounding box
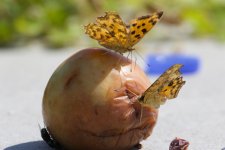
[135,51,150,68]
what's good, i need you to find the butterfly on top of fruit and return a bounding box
[84,11,163,54]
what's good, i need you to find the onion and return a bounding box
[42,48,158,150]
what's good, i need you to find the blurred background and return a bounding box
[0,0,225,48]
[1,1,225,150]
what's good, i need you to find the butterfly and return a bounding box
[84,11,163,54]
[138,64,185,108]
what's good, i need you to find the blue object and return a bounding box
[145,54,200,75]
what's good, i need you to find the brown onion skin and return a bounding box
[42,48,158,150]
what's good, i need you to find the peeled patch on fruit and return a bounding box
[42,48,158,150]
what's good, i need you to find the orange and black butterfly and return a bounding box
[139,64,185,108]
[84,11,163,53]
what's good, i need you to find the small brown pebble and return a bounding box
[169,137,189,150]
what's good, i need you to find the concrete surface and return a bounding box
[0,40,225,150]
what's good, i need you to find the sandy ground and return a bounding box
[1,40,225,150]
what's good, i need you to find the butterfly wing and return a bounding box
[84,23,119,48]
[128,11,163,47]
[85,12,129,53]
[139,64,185,108]
[85,11,163,53]
[96,12,128,46]
[84,23,111,41]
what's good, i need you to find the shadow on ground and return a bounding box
[4,141,141,150]
[4,141,52,150]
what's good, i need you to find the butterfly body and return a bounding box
[85,11,163,53]
[139,64,185,108]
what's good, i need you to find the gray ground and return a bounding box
[1,39,225,150]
